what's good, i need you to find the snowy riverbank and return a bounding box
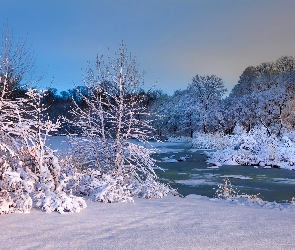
[2,195,295,250]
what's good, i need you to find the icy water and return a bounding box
[152,141,295,203]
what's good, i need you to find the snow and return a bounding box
[272,178,295,185]
[149,141,186,154]
[1,195,295,249]
[160,156,178,163]
[178,156,187,161]
[175,179,218,186]
[207,166,220,169]
[163,154,192,162]
[192,168,218,171]
[220,175,253,180]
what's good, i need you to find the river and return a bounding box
[152,141,295,203]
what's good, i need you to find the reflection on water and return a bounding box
[153,142,295,203]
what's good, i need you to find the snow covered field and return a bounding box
[1,195,295,250]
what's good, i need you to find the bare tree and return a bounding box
[0,22,35,99]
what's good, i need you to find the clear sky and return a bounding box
[2,0,295,95]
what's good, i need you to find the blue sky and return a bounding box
[2,0,295,94]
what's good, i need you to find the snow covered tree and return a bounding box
[230,66,259,97]
[157,89,192,137]
[189,74,227,133]
[231,56,295,99]
[150,75,227,137]
[68,44,171,202]
[151,88,200,138]
[147,90,170,138]
[0,22,35,163]
[254,72,295,136]
[275,56,295,73]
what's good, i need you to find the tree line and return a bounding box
[152,56,295,139]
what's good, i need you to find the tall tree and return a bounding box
[189,74,227,133]
[70,44,163,190]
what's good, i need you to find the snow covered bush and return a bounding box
[215,178,285,210]
[0,170,33,214]
[192,124,248,150]
[215,177,239,200]
[0,190,14,214]
[215,177,264,205]
[289,197,295,209]
[34,186,87,214]
[205,125,295,170]
[59,157,173,203]
[62,164,137,203]
[138,176,172,199]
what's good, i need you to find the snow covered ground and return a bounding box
[1,195,295,250]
